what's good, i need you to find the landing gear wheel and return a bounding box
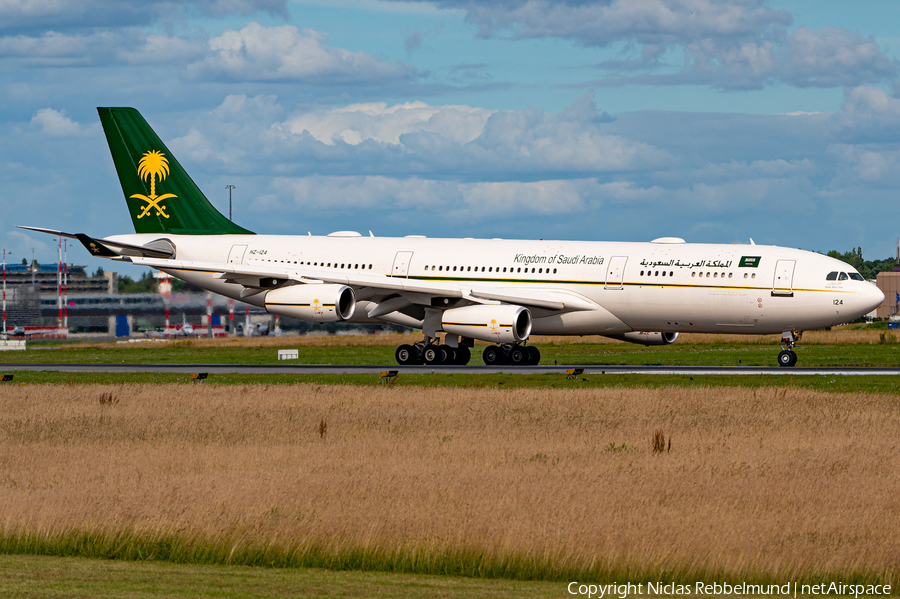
[483,345,502,366]
[440,346,455,365]
[777,350,797,367]
[423,345,441,365]
[396,344,417,365]
[509,346,526,365]
[525,346,541,365]
[454,345,471,365]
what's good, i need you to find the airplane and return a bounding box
[18,107,885,367]
[6,326,36,338]
[178,314,194,337]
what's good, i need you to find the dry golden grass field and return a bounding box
[0,383,898,586]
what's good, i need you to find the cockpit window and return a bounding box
[848,272,864,281]
[838,272,849,280]
[826,272,838,280]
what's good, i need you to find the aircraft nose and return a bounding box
[861,283,885,314]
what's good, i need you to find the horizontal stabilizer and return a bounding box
[17,226,175,259]
[16,225,78,240]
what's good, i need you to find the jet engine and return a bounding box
[606,332,679,346]
[265,284,356,322]
[442,304,531,344]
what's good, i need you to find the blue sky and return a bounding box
[2,0,900,276]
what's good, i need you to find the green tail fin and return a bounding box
[98,107,254,236]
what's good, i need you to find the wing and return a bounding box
[127,256,599,313]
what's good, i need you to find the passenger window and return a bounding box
[728,273,732,278]
[517,268,521,273]
[467,266,471,272]
[453,266,457,272]
[751,273,756,279]
[503,267,507,273]
[654,271,658,276]
[640,271,644,276]
[839,272,848,280]
[670,271,673,276]
[692,272,696,278]
[826,272,838,281]
[743,273,747,278]
[713,272,717,278]
[553,268,557,274]
[662,271,666,277]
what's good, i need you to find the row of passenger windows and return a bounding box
[640,270,757,279]
[259,258,374,269]
[826,271,864,281]
[424,265,558,275]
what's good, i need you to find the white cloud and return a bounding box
[828,144,900,183]
[832,86,900,142]
[185,22,418,83]
[268,175,594,219]
[0,29,207,67]
[118,34,207,65]
[283,101,494,145]
[182,92,670,177]
[442,0,791,45]
[30,108,81,136]
[417,1,896,91]
[778,26,896,88]
[1,0,288,30]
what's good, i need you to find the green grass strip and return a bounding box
[2,371,900,394]
[0,529,894,590]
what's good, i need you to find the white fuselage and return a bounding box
[109,233,885,337]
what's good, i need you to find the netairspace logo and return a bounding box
[566,581,892,598]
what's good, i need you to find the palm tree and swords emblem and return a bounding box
[131,150,176,219]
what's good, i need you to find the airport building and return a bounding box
[875,266,900,318]
[2,263,262,337]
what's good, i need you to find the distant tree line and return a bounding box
[116,270,200,294]
[827,248,898,280]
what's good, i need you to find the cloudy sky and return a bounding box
[3,0,900,275]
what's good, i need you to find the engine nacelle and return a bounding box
[606,331,679,346]
[442,305,531,344]
[265,284,356,322]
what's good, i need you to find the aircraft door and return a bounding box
[228,244,248,265]
[604,256,628,289]
[392,251,414,278]
[772,259,796,296]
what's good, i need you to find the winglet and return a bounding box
[75,234,119,257]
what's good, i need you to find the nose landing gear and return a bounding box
[777,331,802,367]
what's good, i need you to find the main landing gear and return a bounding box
[482,344,541,366]
[777,331,802,367]
[395,339,472,366]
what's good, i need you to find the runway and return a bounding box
[4,363,900,375]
